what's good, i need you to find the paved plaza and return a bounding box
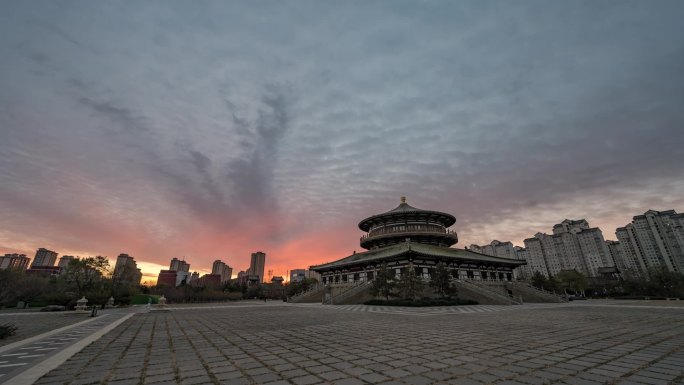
[0,313,89,348]
[1,301,683,385]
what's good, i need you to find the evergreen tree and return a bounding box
[429,262,455,298]
[556,270,588,294]
[397,264,424,300]
[371,263,395,300]
[530,271,547,289]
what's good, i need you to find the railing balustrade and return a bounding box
[361,226,457,240]
[456,279,521,305]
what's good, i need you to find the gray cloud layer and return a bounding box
[1,1,683,269]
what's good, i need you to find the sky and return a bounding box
[1,1,683,283]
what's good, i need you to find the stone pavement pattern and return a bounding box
[34,303,684,385]
[0,314,87,347]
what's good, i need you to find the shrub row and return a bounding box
[364,298,478,307]
[0,323,17,339]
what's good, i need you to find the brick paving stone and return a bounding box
[291,374,322,385]
[400,375,433,385]
[214,371,242,380]
[333,379,366,385]
[319,370,349,381]
[359,372,391,383]
[384,368,412,378]
[144,373,176,384]
[21,302,684,385]
[627,375,671,385]
[273,363,298,371]
[564,377,603,385]
[637,370,681,381]
[180,376,212,385]
[252,373,282,383]
[217,378,249,385]
[110,379,147,385]
[446,378,484,385]
[281,368,309,378]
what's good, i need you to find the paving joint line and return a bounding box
[3,313,135,385]
[0,315,108,355]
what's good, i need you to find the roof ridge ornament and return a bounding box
[401,196,406,204]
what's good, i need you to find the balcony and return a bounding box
[361,225,456,241]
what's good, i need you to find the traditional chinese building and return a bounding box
[310,197,526,284]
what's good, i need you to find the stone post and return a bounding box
[75,296,88,313]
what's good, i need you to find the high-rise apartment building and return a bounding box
[58,255,76,268]
[605,240,630,273]
[474,219,614,279]
[470,240,527,279]
[575,228,613,277]
[0,254,31,270]
[289,269,321,282]
[522,236,550,277]
[615,210,684,274]
[113,253,143,285]
[31,248,58,267]
[248,252,266,282]
[212,260,233,283]
[520,220,613,278]
[169,258,190,272]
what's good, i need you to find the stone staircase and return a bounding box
[323,281,373,305]
[287,283,326,303]
[454,279,522,305]
[505,281,568,303]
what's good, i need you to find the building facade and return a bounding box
[0,254,30,270]
[31,248,58,267]
[483,220,615,279]
[194,273,221,288]
[169,258,190,272]
[157,270,178,287]
[57,255,76,269]
[615,210,684,274]
[248,252,266,283]
[469,241,527,279]
[212,260,233,284]
[311,197,525,284]
[289,269,321,283]
[113,253,143,285]
[522,236,550,277]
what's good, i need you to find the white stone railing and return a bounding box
[323,281,371,305]
[456,279,521,305]
[361,226,456,241]
[508,281,568,302]
[288,283,324,302]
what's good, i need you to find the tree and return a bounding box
[556,270,588,294]
[529,271,547,289]
[396,264,424,300]
[13,275,50,307]
[546,276,561,293]
[430,262,455,298]
[645,267,684,297]
[0,268,23,307]
[62,256,110,297]
[0,269,51,308]
[286,277,319,297]
[371,263,395,300]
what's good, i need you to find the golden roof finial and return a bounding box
[400,196,406,204]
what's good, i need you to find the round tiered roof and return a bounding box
[358,197,456,232]
[358,197,458,250]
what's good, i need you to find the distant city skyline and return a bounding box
[1,1,683,279]
[3,206,682,282]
